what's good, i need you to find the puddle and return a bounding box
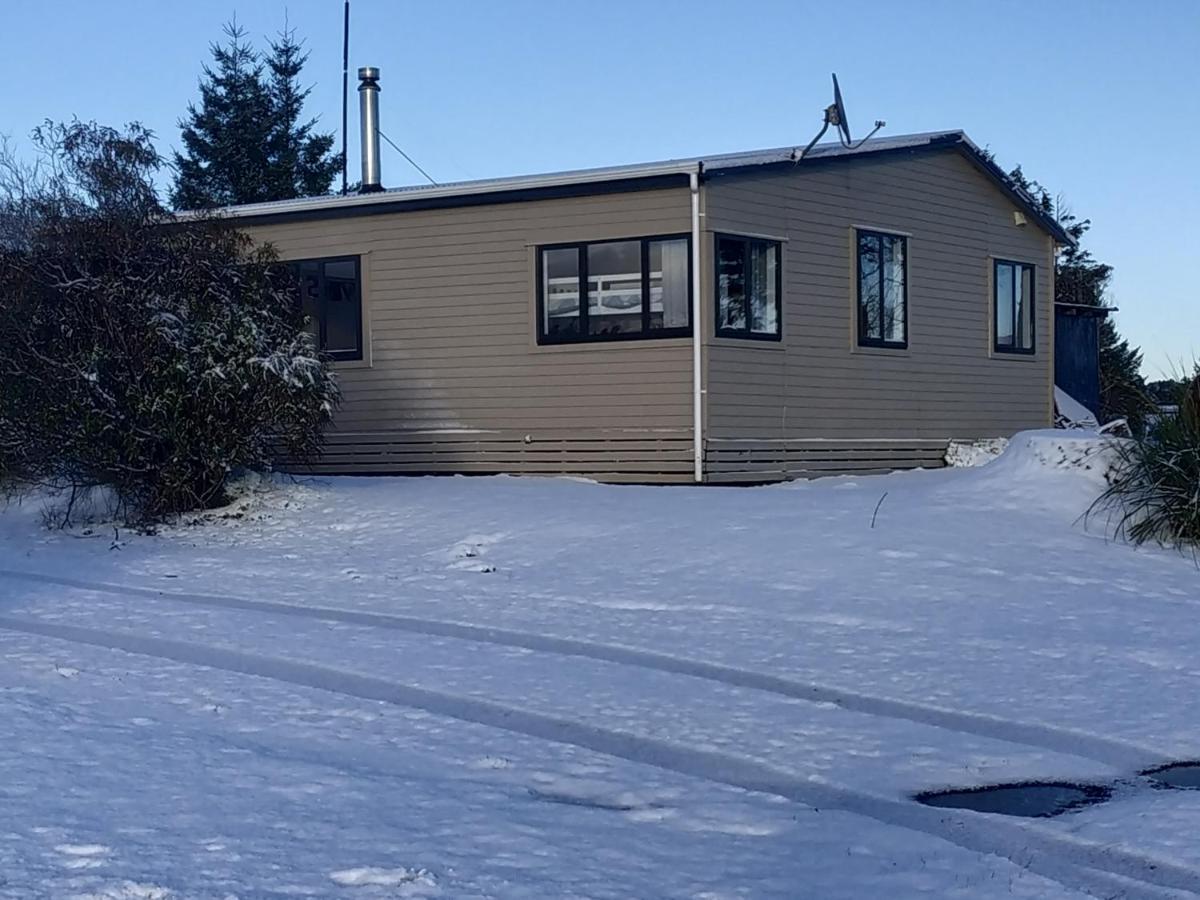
[1142,762,1200,790]
[915,781,1112,818]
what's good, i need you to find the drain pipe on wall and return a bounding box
[690,167,703,484]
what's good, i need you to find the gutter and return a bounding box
[690,167,703,484]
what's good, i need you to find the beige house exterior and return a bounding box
[227,131,1070,483]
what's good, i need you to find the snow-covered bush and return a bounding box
[0,121,338,523]
[1093,374,1200,549]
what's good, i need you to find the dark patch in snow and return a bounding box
[914,781,1111,818]
[1142,762,1200,790]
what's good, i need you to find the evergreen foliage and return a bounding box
[263,26,342,201]
[171,21,341,209]
[0,121,338,524]
[1147,365,1200,407]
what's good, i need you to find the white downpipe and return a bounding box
[690,169,703,483]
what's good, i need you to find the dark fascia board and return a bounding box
[1055,301,1115,318]
[703,134,1077,248]
[223,173,692,227]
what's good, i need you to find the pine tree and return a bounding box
[263,26,342,201]
[171,20,341,209]
[171,22,273,209]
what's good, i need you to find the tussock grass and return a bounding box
[1093,376,1200,549]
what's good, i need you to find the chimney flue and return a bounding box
[357,66,382,193]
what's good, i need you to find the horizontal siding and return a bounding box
[702,148,1055,451]
[246,148,1052,482]
[246,188,696,479]
[288,428,694,482]
[704,438,948,483]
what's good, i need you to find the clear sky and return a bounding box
[2,0,1196,377]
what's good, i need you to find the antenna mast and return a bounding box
[340,0,350,195]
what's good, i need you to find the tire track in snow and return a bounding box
[0,613,1194,900]
[0,568,1164,771]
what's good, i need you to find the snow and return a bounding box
[329,866,438,891]
[946,436,1010,467]
[1055,385,1101,428]
[1,431,1198,898]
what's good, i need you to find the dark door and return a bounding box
[1054,310,1101,417]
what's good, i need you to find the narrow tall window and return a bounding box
[856,230,907,348]
[537,235,692,344]
[542,247,581,338]
[993,259,1035,354]
[715,235,782,340]
[290,256,363,361]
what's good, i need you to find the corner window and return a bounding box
[994,259,1035,354]
[715,235,781,340]
[290,256,363,361]
[856,230,907,348]
[537,235,692,344]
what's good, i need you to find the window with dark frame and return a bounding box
[537,235,692,344]
[993,259,1036,354]
[715,235,782,340]
[289,256,364,362]
[856,230,907,348]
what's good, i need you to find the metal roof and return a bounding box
[206,130,1073,245]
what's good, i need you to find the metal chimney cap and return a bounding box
[357,66,380,83]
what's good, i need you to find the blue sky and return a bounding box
[2,0,1196,376]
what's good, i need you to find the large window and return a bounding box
[537,235,691,344]
[715,235,781,340]
[290,256,363,361]
[993,259,1035,354]
[856,230,907,348]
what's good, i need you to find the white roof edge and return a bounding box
[196,131,965,221]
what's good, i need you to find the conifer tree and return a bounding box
[263,26,341,202]
[171,22,272,209]
[171,20,341,209]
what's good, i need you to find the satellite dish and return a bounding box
[831,73,851,144]
[793,73,886,162]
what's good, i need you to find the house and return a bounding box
[222,70,1073,484]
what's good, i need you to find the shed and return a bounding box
[1053,302,1112,420]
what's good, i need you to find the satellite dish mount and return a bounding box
[794,74,886,161]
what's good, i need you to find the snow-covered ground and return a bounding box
[1,432,1199,899]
